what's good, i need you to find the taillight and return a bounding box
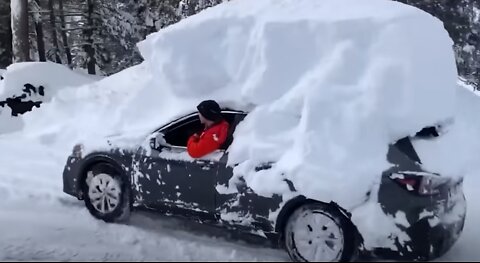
[390,172,449,196]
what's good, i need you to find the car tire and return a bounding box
[284,202,357,262]
[82,162,131,223]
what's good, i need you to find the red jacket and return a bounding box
[187,120,230,158]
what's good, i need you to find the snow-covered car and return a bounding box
[62,109,466,262]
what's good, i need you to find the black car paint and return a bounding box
[62,112,466,261]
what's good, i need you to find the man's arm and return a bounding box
[187,132,222,158]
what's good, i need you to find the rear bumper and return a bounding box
[373,193,466,261]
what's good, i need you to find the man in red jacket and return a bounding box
[187,100,230,158]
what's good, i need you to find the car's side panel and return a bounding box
[134,146,218,214]
[215,154,283,233]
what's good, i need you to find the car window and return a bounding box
[393,136,422,163]
[393,124,444,164]
[160,111,247,149]
[162,114,203,147]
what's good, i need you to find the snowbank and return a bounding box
[1,62,96,99]
[0,62,98,135]
[18,63,153,155]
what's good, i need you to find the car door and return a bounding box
[214,112,283,230]
[135,112,219,214]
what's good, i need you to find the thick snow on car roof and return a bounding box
[134,0,457,201]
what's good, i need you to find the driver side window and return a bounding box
[162,114,204,147]
[158,111,247,150]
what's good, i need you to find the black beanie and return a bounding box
[197,100,222,122]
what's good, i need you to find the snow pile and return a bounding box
[0,62,98,135]
[18,64,150,153]
[412,82,480,178]
[137,0,457,208]
[1,62,95,100]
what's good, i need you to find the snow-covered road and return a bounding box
[0,137,478,261]
[0,201,288,261]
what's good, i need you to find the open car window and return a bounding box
[159,110,247,150]
[162,114,203,147]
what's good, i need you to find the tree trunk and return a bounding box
[11,0,31,62]
[0,0,13,67]
[58,0,72,67]
[85,0,96,74]
[33,0,46,61]
[47,0,61,63]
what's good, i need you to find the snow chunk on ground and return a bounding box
[138,0,457,210]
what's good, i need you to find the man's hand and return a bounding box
[191,133,200,141]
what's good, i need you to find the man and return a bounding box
[187,100,230,158]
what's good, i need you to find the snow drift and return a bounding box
[0,62,98,134]
[12,0,463,251]
[1,62,96,100]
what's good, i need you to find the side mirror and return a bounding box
[149,137,157,149]
[148,132,168,150]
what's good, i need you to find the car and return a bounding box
[62,109,466,262]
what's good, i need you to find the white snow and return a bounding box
[0,0,479,261]
[394,211,410,228]
[0,62,98,135]
[1,62,96,100]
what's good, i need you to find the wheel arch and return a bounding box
[275,195,364,249]
[76,154,127,199]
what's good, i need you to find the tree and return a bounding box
[32,0,46,61]
[47,0,61,63]
[11,0,31,62]
[0,0,12,68]
[58,0,72,67]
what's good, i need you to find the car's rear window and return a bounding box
[394,136,422,163]
[393,126,441,164]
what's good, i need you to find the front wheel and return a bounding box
[82,163,131,223]
[284,203,357,262]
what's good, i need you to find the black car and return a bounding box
[62,109,466,262]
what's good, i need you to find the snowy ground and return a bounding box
[0,137,289,261]
[0,134,478,261]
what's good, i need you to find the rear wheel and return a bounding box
[284,203,357,262]
[82,163,131,223]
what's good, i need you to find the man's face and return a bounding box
[199,113,207,124]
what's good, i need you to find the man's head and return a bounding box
[197,100,223,125]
